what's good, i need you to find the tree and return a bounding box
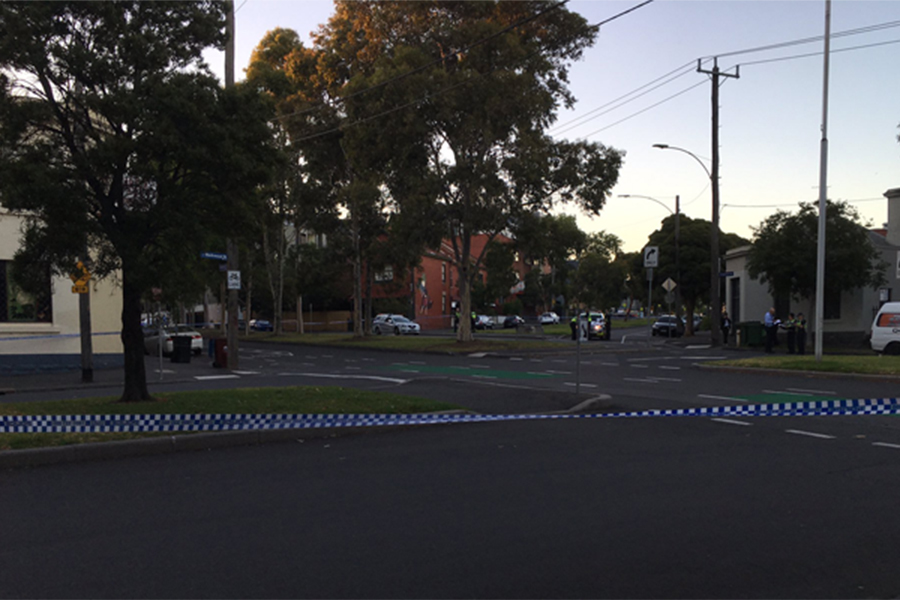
[0,2,276,401]
[572,231,624,312]
[645,216,747,332]
[310,1,623,342]
[747,200,887,311]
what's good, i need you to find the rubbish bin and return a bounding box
[739,321,764,347]
[171,336,192,363]
[213,338,228,368]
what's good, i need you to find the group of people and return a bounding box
[763,307,807,354]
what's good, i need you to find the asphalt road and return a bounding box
[3,412,900,599]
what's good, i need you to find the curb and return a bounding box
[0,409,477,471]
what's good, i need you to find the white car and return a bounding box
[871,301,900,355]
[143,325,204,356]
[539,312,560,325]
[372,314,421,335]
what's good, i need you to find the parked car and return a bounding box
[143,325,204,356]
[250,319,273,332]
[502,315,525,328]
[372,314,421,335]
[652,315,685,337]
[683,314,703,330]
[579,312,611,340]
[871,301,900,355]
[539,312,560,325]
[475,315,494,330]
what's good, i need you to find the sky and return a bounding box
[204,0,900,253]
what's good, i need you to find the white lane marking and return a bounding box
[685,344,711,349]
[345,366,361,370]
[682,356,727,360]
[344,359,357,363]
[527,371,545,376]
[711,418,752,426]
[600,362,618,367]
[552,360,567,364]
[649,377,681,382]
[545,370,573,375]
[361,358,374,362]
[564,382,598,388]
[278,372,408,384]
[623,378,657,383]
[472,375,497,380]
[509,357,523,361]
[468,353,487,358]
[659,366,681,370]
[530,359,543,363]
[630,364,649,369]
[628,356,678,362]
[232,370,260,375]
[786,429,835,440]
[469,364,490,369]
[400,369,420,373]
[764,390,812,396]
[409,361,425,365]
[699,394,747,403]
[195,375,240,381]
[872,442,900,449]
[787,387,836,395]
[391,362,407,366]
[153,369,176,374]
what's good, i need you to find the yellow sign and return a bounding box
[69,261,92,287]
[71,284,89,294]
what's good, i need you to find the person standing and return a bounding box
[784,312,797,354]
[796,312,807,355]
[764,307,779,353]
[721,311,732,345]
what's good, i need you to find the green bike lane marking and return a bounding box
[381,364,558,380]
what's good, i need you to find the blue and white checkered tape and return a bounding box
[1,397,898,433]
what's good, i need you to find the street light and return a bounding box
[653,143,722,347]
[618,194,681,327]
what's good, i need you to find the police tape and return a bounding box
[1,397,898,433]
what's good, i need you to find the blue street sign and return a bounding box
[201,252,228,261]
[720,271,734,277]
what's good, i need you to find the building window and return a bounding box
[374,266,394,283]
[824,289,841,320]
[0,260,52,323]
[441,263,446,283]
[442,292,446,313]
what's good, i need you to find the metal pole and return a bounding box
[675,194,681,323]
[814,0,831,361]
[225,0,239,369]
[708,60,722,347]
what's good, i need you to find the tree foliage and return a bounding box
[0,2,276,401]
[747,200,887,302]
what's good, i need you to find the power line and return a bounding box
[591,0,654,28]
[574,79,706,140]
[235,0,249,13]
[737,38,900,68]
[708,19,900,59]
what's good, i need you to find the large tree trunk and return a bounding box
[119,270,152,403]
[351,207,363,337]
[275,214,285,335]
[456,233,474,342]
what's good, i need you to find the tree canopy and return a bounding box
[0,1,277,401]
[747,200,887,303]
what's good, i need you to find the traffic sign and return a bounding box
[201,252,228,261]
[71,284,88,294]
[227,270,241,290]
[643,246,659,268]
[69,261,91,286]
[662,277,677,292]
[719,271,735,278]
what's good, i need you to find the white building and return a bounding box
[724,188,900,345]
[0,211,123,373]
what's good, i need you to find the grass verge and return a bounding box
[715,354,900,376]
[0,386,458,451]
[245,332,569,353]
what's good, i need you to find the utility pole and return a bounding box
[697,57,738,347]
[674,194,681,323]
[225,0,239,369]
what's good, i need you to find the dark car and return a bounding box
[250,319,273,332]
[652,315,685,337]
[502,315,525,328]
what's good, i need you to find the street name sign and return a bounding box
[201,252,228,261]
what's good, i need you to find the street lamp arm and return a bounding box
[653,144,712,180]
[618,194,674,215]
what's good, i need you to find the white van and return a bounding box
[870,301,900,355]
